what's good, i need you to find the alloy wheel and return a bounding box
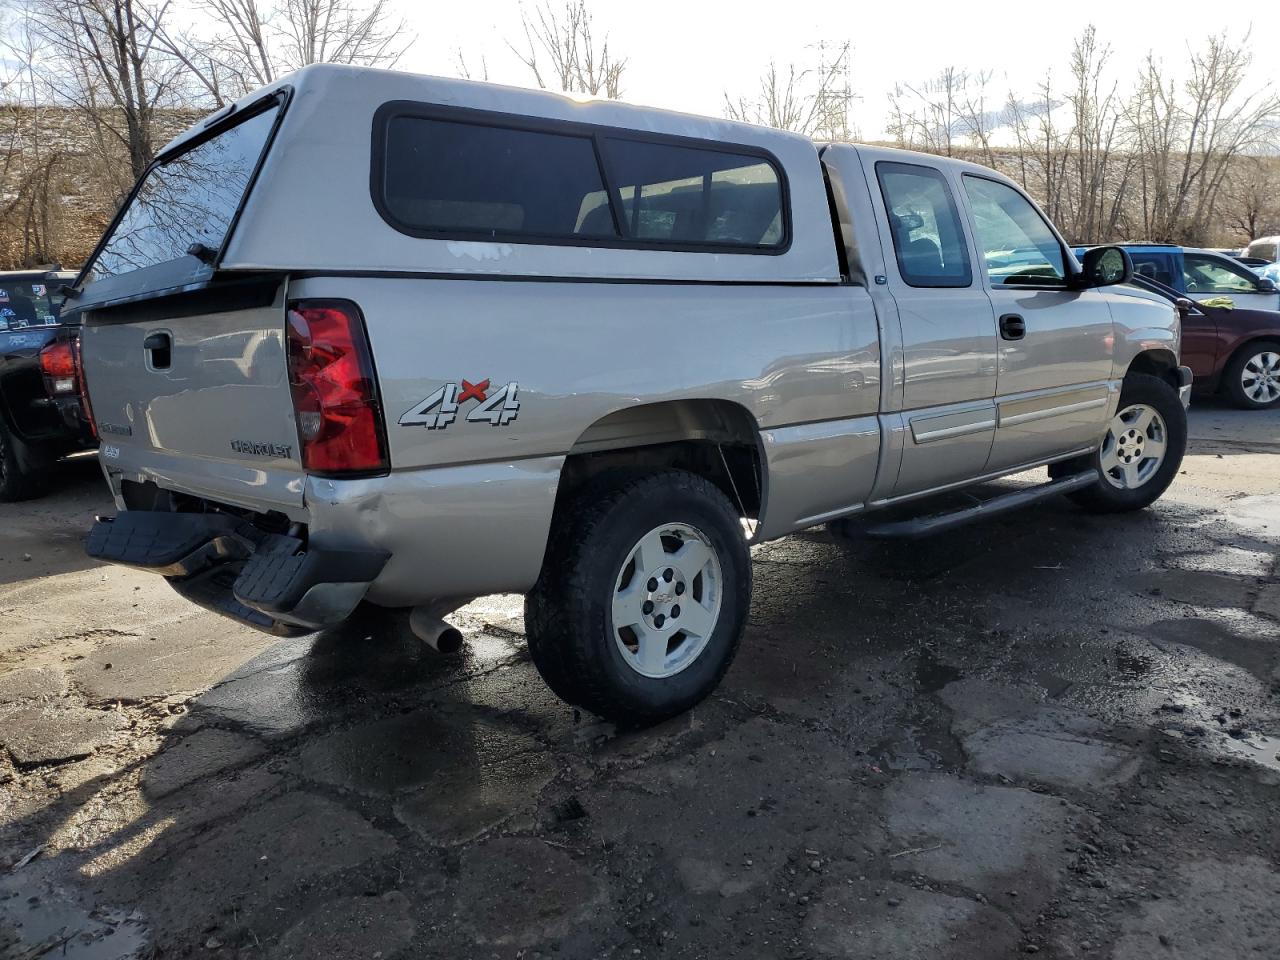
[1100,403,1168,490]
[1241,350,1280,405]
[611,522,723,679]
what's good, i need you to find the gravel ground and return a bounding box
[0,399,1277,960]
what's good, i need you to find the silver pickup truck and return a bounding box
[74,65,1190,724]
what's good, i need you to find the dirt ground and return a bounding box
[1,400,1277,960]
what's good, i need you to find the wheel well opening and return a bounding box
[1224,337,1280,372]
[1126,350,1180,390]
[558,400,764,521]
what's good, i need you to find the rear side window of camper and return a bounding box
[373,103,787,253]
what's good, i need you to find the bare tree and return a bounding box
[511,0,625,98]
[158,0,411,103]
[1126,34,1280,243]
[954,69,999,168]
[725,41,853,140]
[454,48,489,82]
[1062,27,1134,243]
[1222,155,1280,242]
[888,66,967,156]
[277,0,406,71]
[0,13,63,265]
[30,0,187,182]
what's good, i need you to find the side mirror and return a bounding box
[1080,246,1133,288]
[1257,277,1276,292]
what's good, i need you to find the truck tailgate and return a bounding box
[81,288,305,513]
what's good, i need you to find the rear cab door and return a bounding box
[859,153,998,499]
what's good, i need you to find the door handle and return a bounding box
[999,313,1026,341]
[143,331,172,370]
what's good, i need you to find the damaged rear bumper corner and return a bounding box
[85,510,389,636]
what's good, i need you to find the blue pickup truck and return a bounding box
[1073,244,1280,312]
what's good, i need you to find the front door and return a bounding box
[1182,252,1280,311]
[1178,303,1220,381]
[960,175,1115,471]
[869,160,999,498]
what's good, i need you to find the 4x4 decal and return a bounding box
[399,379,520,429]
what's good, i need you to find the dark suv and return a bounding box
[0,268,96,499]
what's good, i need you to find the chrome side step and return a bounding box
[862,472,1095,539]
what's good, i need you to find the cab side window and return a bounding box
[1183,254,1259,295]
[962,176,1066,287]
[876,162,971,288]
[1130,252,1177,288]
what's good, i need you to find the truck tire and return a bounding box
[1052,373,1186,513]
[525,470,751,726]
[1222,340,1280,409]
[0,421,48,502]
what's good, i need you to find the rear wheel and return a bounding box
[1053,373,1186,513]
[525,470,750,726]
[1223,340,1280,409]
[0,421,48,502]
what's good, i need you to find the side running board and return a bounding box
[863,471,1096,540]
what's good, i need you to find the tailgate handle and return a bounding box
[143,331,172,370]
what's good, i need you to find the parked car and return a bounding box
[1244,236,1280,262]
[1075,243,1280,312]
[0,268,96,500]
[73,65,1190,724]
[1120,275,1280,409]
[1253,261,1280,286]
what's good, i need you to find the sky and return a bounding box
[392,0,1280,140]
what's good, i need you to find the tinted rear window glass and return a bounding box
[381,116,615,240]
[602,139,784,248]
[86,103,280,282]
[0,280,61,329]
[876,162,971,288]
[374,106,788,252]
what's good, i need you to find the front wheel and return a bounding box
[525,470,751,726]
[1052,373,1187,513]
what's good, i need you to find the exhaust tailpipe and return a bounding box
[409,605,464,654]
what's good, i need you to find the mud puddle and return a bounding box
[0,873,147,959]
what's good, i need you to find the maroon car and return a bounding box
[1132,276,1280,409]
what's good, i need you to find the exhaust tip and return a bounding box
[434,626,464,655]
[409,607,465,654]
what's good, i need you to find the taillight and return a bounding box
[40,334,96,439]
[285,300,388,475]
[39,340,76,395]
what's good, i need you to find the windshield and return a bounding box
[0,280,63,329]
[84,101,281,283]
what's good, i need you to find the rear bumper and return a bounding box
[86,511,388,635]
[1176,365,1194,408]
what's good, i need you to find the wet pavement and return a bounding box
[0,400,1277,959]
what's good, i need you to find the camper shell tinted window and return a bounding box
[83,99,283,283]
[372,102,788,254]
